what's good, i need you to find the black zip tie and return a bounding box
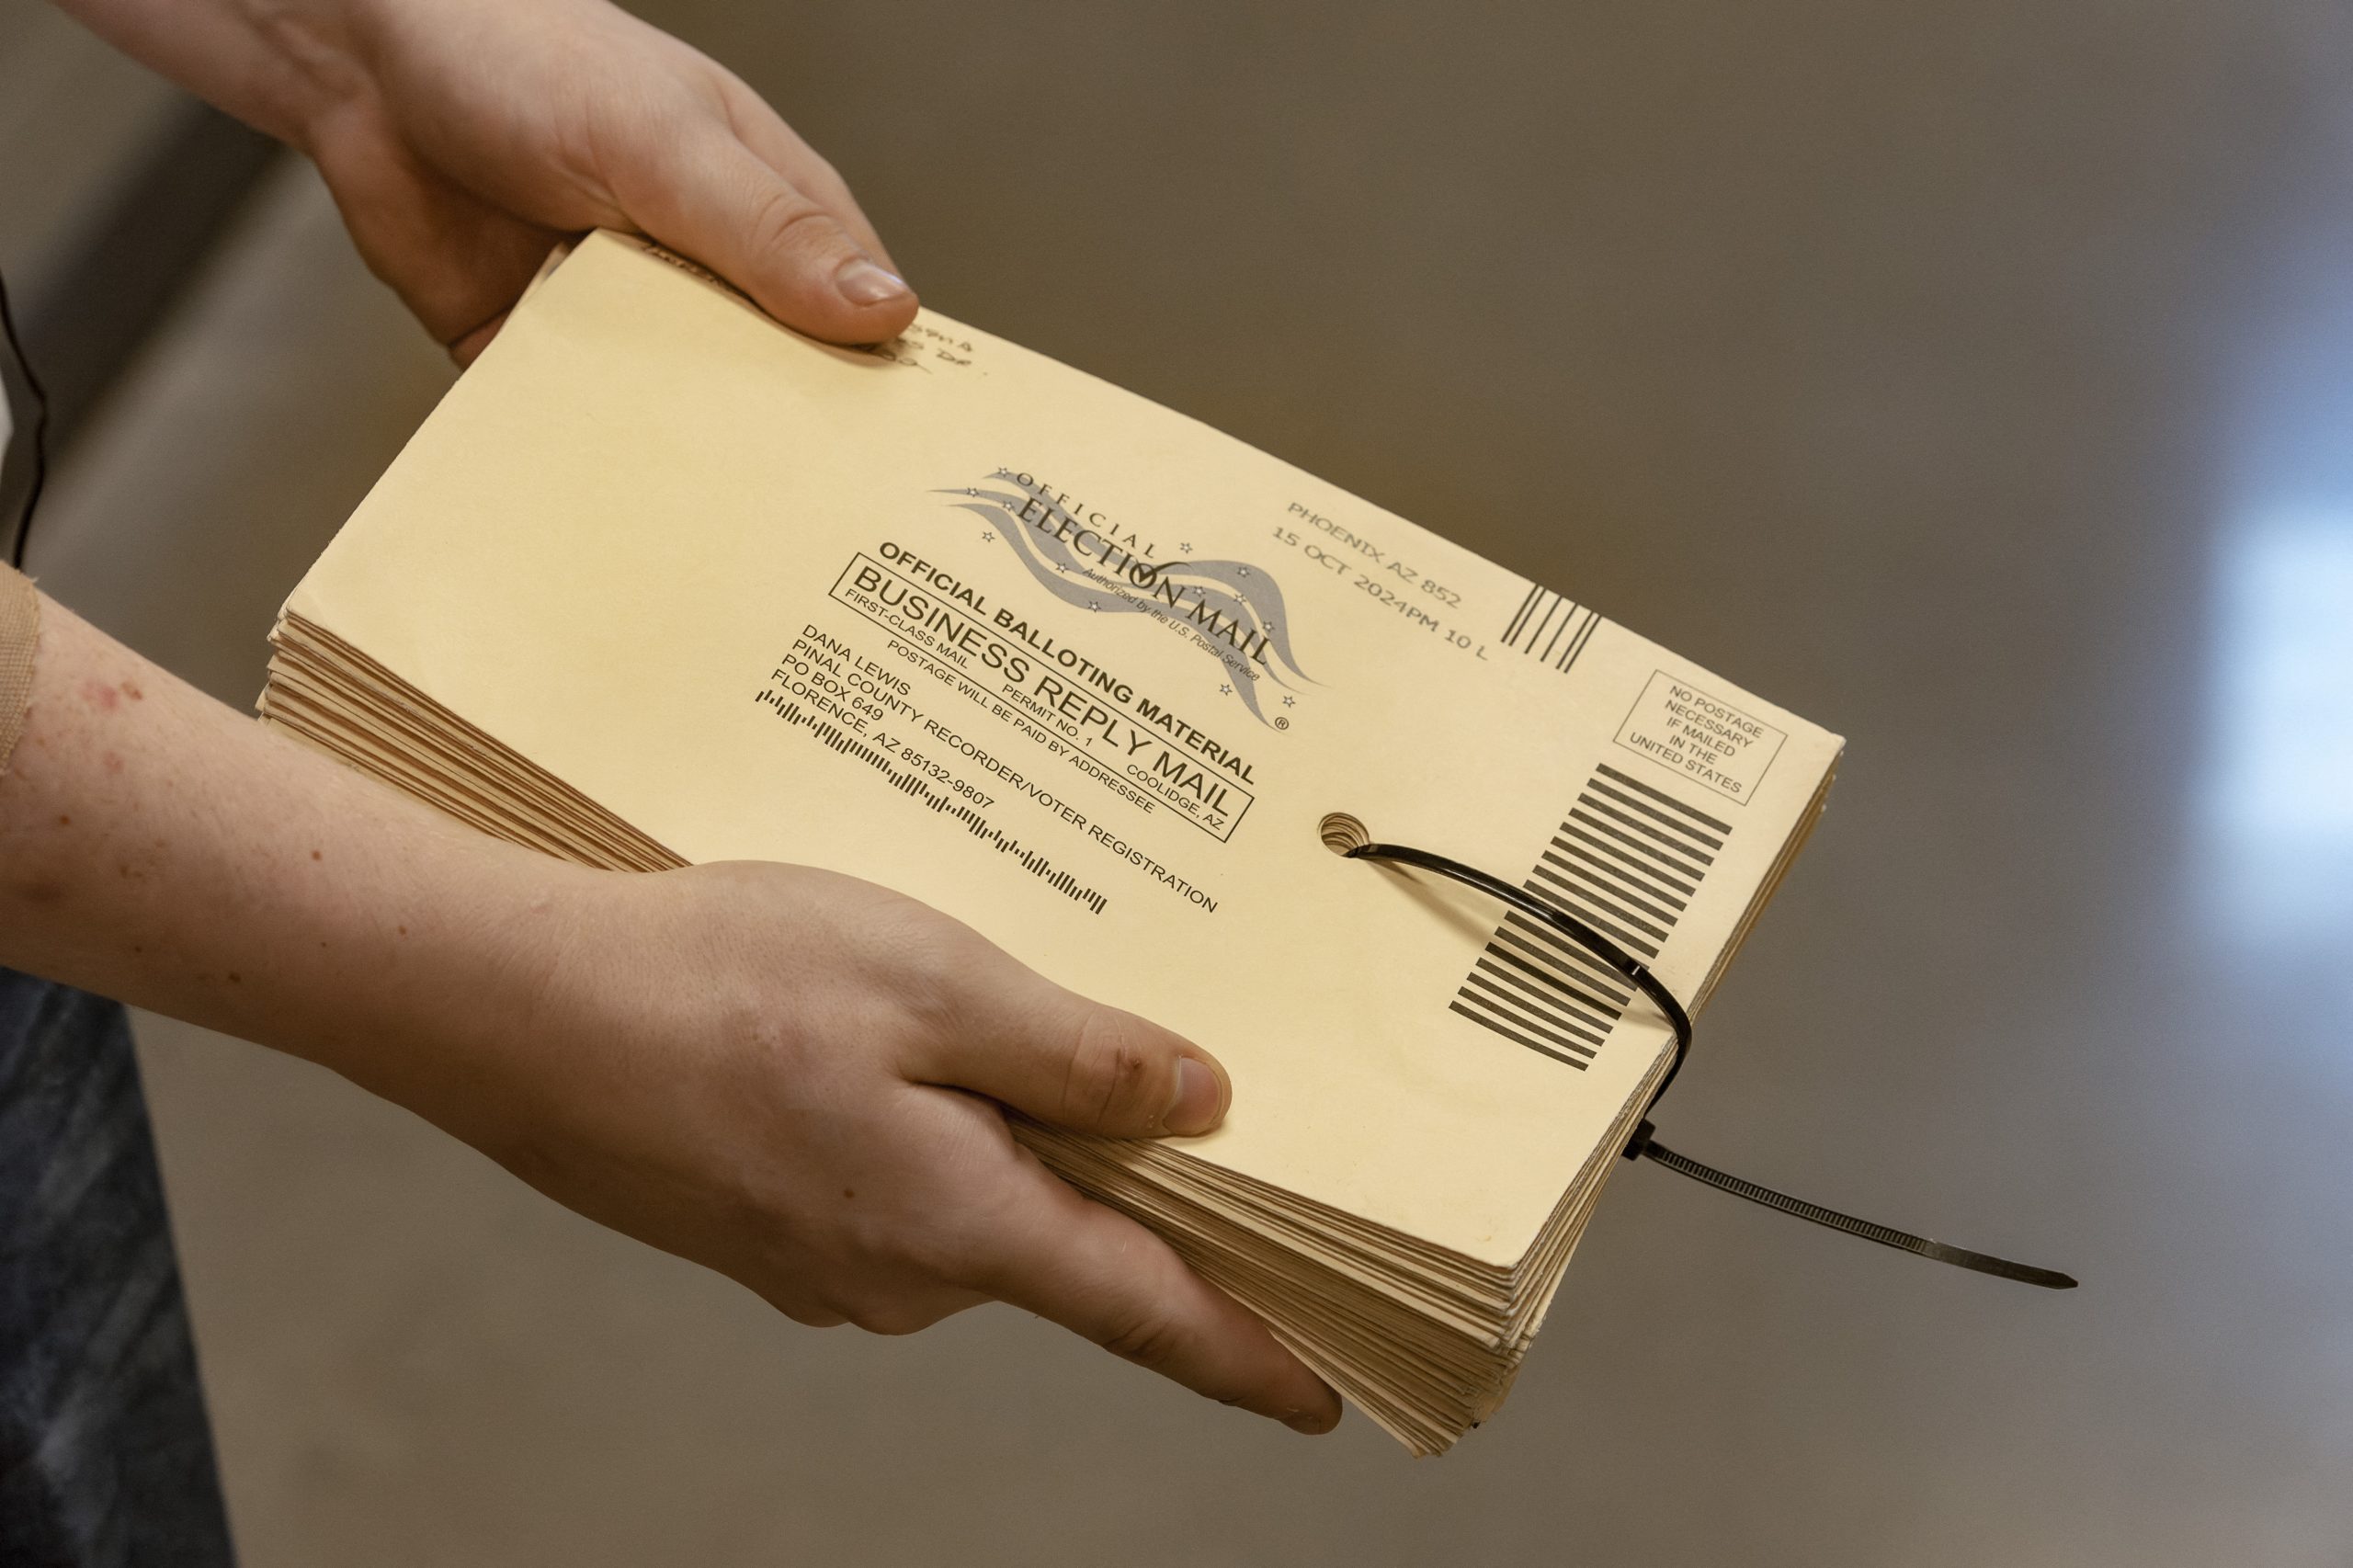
[1345,835,2075,1290]
[1620,1119,2075,1288]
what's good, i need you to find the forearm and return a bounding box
[0,591,581,1114]
[47,0,378,148]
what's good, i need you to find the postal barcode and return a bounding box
[754,689,1110,915]
[1500,585,1602,674]
[1450,763,1731,1069]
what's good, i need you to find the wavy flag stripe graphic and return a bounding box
[940,471,1312,724]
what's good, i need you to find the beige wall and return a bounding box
[0,2,180,282]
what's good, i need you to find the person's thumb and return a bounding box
[616,126,916,344]
[913,964,1232,1139]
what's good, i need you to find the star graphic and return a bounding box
[980,531,995,542]
[1178,542,1193,554]
[1281,695,1295,707]
[1219,684,1233,695]
[1086,599,1099,610]
[1237,566,1250,576]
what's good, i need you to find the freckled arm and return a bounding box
[0,586,585,1112]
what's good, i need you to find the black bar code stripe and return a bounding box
[1576,795,1718,868]
[1534,847,1684,923]
[1449,1001,1591,1069]
[1571,610,1603,673]
[1538,600,1581,663]
[1496,908,1628,993]
[1451,766,1733,1069]
[1487,938,1630,1035]
[1595,762,1733,835]
[1524,595,1564,653]
[1555,609,1600,672]
[1454,983,1602,1060]
[1549,833,1692,907]
[1471,958,1611,1044]
[1497,913,1634,1003]
[1489,914,1634,1000]
[1529,862,1670,945]
[1480,938,1626,1029]
[1562,805,1712,890]
[1460,972,1607,1052]
[1499,587,1605,676]
[1586,778,1727,851]
[1536,608,1566,663]
[1540,606,1583,665]
[1499,911,1636,998]
[1555,822,1699,898]
[1538,846,1685,921]
[1528,860,1671,942]
[1565,808,1710,885]
[1509,593,1552,649]
[1502,584,1542,645]
[1524,870,1675,946]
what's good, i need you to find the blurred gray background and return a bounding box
[8,1,2353,1562]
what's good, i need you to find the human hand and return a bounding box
[393,859,1345,1435]
[319,0,917,358]
[63,0,916,358]
[6,575,1337,1439]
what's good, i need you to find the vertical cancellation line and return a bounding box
[1499,585,1602,674]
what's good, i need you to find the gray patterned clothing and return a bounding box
[0,972,237,1566]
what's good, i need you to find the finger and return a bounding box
[714,76,903,274]
[912,960,1232,1139]
[447,309,508,368]
[608,122,916,345]
[982,1163,1342,1433]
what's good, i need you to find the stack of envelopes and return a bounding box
[261,233,1841,1453]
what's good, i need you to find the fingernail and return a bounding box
[1285,1410,1336,1436]
[1166,1056,1222,1136]
[835,256,911,307]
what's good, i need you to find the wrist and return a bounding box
[223,0,379,151]
[278,832,607,1146]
